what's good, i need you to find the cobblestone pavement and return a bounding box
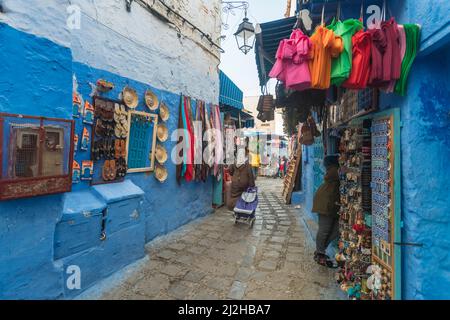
[101,177,341,300]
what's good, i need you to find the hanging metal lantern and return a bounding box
[234,11,256,55]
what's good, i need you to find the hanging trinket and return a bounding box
[83,100,95,125]
[73,133,79,155]
[80,127,90,151]
[96,79,115,93]
[72,160,81,184]
[72,92,82,118]
[81,160,94,181]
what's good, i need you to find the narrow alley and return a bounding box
[99,178,340,300]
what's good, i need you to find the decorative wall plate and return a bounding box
[122,86,139,109]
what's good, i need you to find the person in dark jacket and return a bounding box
[312,155,340,267]
[226,140,256,211]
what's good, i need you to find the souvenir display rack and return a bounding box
[0,113,74,200]
[335,119,372,300]
[334,108,402,300]
[90,96,129,185]
[328,89,379,129]
[369,111,401,300]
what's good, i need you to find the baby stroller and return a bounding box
[233,187,258,228]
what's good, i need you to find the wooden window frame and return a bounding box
[125,110,158,173]
[0,113,74,201]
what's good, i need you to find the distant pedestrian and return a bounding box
[279,158,285,178]
[282,156,288,177]
[250,150,260,181]
[312,155,340,268]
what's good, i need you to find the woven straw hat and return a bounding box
[159,102,169,122]
[156,123,168,142]
[122,86,139,109]
[154,164,168,183]
[145,89,159,111]
[154,144,168,164]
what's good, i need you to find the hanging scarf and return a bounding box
[201,101,210,182]
[181,96,189,177]
[176,95,185,185]
[204,103,214,169]
[184,96,195,182]
[195,100,209,182]
[209,104,218,176]
[394,24,420,96]
[212,105,223,179]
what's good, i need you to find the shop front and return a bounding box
[255,0,450,299]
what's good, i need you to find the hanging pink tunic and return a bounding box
[269,39,289,83]
[269,29,312,91]
[384,24,407,93]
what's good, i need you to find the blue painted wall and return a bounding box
[299,0,450,299]
[0,23,213,299]
[0,195,65,299]
[71,61,214,242]
[381,0,450,300]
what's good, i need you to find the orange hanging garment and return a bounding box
[309,25,344,89]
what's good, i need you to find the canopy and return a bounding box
[220,104,254,128]
[219,70,244,110]
[219,69,254,128]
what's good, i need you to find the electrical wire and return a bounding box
[138,0,225,53]
[78,10,179,59]
[68,0,223,56]
[67,0,223,60]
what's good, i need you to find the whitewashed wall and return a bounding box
[0,0,221,102]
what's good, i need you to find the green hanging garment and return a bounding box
[327,18,363,86]
[394,24,421,96]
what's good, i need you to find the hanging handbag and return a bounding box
[261,95,274,112]
[257,94,274,112]
[265,109,275,121]
[257,95,264,112]
[275,81,288,108]
[258,84,275,112]
[308,116,321,137]
[300,122,314,145]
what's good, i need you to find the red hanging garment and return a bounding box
[380,21,394,82]
[368,28,387,87]
[342,30,372,89]
[176,95,184,185]
[184,96,194,182]
[381,18,402,92]
[385,18,402,80]
[385,24,407,93]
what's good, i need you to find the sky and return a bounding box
[218,0,290,98]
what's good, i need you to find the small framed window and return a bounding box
[0,113,74,201]
[126,111,158,173]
